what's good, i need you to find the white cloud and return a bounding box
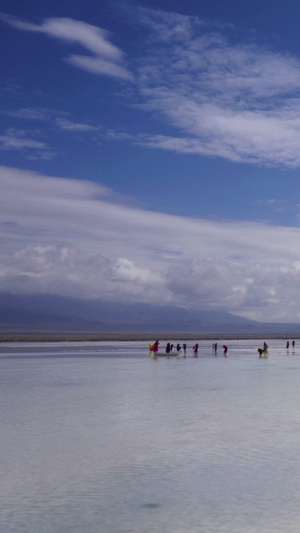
[2,108,100,135]
[54,118,98,132]
[132,9,300,167]
[2,166,300,321]
[5,10,300,166]
[66,54,132,80]
[0,128,55,160]
[1,14,132,81]
[2,108,50,120]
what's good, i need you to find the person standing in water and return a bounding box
[193,343,198,357]
[183,343,187,357]
[223,345,228,356]
[151,340,159,353]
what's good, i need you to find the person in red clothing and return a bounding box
[151,340,159,353]
[223,345,228,356]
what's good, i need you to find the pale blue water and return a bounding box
[1,339,300,532]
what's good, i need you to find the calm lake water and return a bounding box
[1,339,300,533]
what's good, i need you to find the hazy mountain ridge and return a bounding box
[0,293,299,335]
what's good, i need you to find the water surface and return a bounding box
[1,339,300,532]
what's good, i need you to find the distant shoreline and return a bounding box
[0,332,298,342]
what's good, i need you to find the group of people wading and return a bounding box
[150,340,297,359]
[257,340,296,357]
[149,341,188,356]
[149,340,229,357]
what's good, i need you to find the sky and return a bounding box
[2,0,300,322]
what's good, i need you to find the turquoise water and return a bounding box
[1,339,300,532]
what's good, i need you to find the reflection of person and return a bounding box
[223,345,228,356]
[193,343,198,357]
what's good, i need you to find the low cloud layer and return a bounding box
[1,166,300,322]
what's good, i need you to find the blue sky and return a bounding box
[2,0,300,322]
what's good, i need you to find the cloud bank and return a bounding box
[2,166,300,322]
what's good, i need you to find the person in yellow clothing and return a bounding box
[263,342,268,356]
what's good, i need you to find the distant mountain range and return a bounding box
[0,293,299,337]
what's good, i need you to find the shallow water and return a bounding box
[1,339,300,532]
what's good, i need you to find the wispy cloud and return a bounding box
[0,128,55,159]
[133,8,300,167]
[2,107,99,135]
[2,166,300,321]
[2,107,50,121]
[4,9,300,167]
[54,118,98,132]
[1,14,133,81]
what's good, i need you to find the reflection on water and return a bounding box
[1,339,300,532]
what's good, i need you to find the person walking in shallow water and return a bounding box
[223,345,228,356]
[193,343,198,357]
[151,340,159,353]
[183,343,187,357]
